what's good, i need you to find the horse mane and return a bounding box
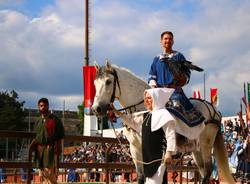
[96,64,150,88]
[112,65,149,86]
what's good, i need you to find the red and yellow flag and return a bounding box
[210,88,218,106]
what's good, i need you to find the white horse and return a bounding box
[92,61,235,184]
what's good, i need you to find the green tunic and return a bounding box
[34,113,64,169]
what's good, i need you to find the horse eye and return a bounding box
[105,79,112,85]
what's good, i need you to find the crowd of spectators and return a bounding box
[223,118,250,183]
[64,130,132,182]
[64,131,130,164]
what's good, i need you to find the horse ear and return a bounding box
[94,61,100,70]
[105,59,112,71]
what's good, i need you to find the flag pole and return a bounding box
[85,0,89,66]
[247,82,250,127]
[203,72,206,100]
[245,82,250,128]
[244,82,246,100]
[239,99,245,136]
[83,0,98,136]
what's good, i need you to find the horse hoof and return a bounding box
[164,152,172,165]
[165,158,172,165]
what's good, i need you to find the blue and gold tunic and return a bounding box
[149,51,190,86]
[148,52,204,127]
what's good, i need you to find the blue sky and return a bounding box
[0,0,250,117]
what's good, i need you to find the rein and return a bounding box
[118,99,144,113]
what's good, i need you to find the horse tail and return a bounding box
[214,130,235,184]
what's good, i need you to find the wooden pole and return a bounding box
[203,72,206,100]
[85,0,89,66]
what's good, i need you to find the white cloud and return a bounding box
[0,9,84,97]
[18,90,82,111]
[1,0,250,115]
[0,0,24,6]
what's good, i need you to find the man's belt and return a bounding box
[158,84,176,89]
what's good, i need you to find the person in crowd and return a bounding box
[30,98,64,184]
[20,168,27,183]
[210,156,220,184]
[67,168,79,182]
[234,118,241,134]
[237,135,250,183]
[118,130,126,140]
[0,159,6,183]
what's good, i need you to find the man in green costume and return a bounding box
[31,98,64,184]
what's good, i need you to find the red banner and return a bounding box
[210,88,218,106]
[83,66,96,115]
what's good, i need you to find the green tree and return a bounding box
[0,90,27,131]
[77,104,84,134]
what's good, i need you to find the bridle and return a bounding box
[107,68,144,113]
[106,69,121,103]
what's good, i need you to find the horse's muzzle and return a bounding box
[91,104,108,117]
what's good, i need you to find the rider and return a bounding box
[148,31,204,127]
[111,88,176,184]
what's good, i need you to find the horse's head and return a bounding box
[92,60,120,116]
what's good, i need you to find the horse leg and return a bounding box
[123,127,145,184]
[199,124,218,184]
[129,144,144,184]
[192,151,205,177]
[200,153,213,184]
[192,151,213,184]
